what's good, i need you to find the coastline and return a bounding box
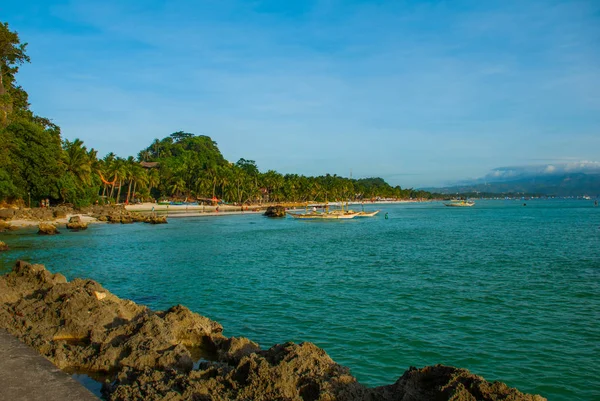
[0,200,428,228]
[0,261,546,401]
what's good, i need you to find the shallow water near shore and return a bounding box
[1,200,599,400]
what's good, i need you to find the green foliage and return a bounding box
[3,117,63,201]
[0,22,30,126]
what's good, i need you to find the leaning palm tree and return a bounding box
[110,158,127,203]
[124,157,136,204]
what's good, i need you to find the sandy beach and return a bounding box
[6,214,101,228]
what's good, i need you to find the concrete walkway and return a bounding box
[0,329,99,400]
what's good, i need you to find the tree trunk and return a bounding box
[116,180,123,204]
[126,180,133,204]
[132,181,137,202]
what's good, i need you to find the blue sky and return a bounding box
[2,0,599,187]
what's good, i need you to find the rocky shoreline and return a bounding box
[0,205,167,233]
[0,261,545,401]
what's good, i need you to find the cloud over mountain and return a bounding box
[481,161,600,183]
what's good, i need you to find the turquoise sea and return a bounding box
[1,200,598,400]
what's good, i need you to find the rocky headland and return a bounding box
[0,261,546,401]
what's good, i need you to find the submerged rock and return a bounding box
[0,241,8,251]
[264,205,287,217]
[0,262,547,401]
[38,222,59,235]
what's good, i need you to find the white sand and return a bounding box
[7,214,102,228]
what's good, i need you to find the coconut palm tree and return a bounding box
[62,138,92,187]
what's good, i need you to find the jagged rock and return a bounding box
[0,241,8,251]
[144,215,167,224]
[0,220,12,232]
[215,336,261,364]
[66,215,88,230]
[0,262,223,376]
[264,205,287,217]
[371,365,546,401]
[0,208,15,220]
[53,209,68,219]
[38,222,59,235]
[0,262,547,401]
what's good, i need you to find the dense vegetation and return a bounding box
[0,23,432,207]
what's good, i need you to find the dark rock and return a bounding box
[264,205,287,217]
[371,365,546,401]
[38,223,59,235]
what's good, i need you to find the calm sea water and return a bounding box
[1,200,598,400]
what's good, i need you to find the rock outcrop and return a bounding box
[0,208,15,220]
[0,220,13,232]
[66,215,88,230]
[2,205,166,227]
[145,215,168,224]
[264,205,287,217]
[38,222,59,235]
[0,262,547,401]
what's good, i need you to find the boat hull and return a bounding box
[355,210,380,217]
[286,212,359,219]
[444,202,475,207]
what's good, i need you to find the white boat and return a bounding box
[355,210,380,217]
[286,211,359,219]
[444,200,475,207]
[287,202,360,219]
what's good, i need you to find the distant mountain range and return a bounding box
[424,173,600,197]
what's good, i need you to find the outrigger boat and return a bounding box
[286,211,359,219]
[286,201,361,219]
[355,210,380,217]
[444,199,475,207]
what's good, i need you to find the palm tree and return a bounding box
[130,163,147,202]
[124,157,135,204]
[110,158,126,203]
[147,168,160,198]
[62,138,92,187]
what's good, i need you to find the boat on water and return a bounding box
[444,200,475,207]
[287,201,361,219]
[355,210,380,217]
[286,211,359,219]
